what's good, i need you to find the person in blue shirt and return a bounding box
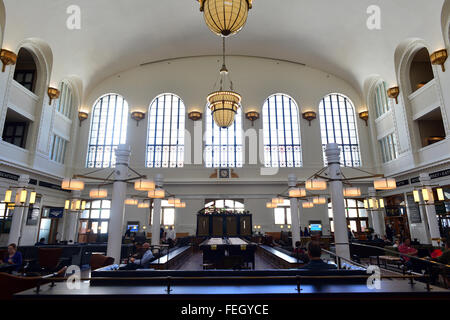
[302,241,337,270]
[0,243,22,271]
[129,243,154,268]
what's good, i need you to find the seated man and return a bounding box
[35,238,46,246]
[398,238,418,270]
[0,243,23,271]
[292,241,309,264]
[301,241,337,270]
[166,226,177,248]
[128,243,154,269]
[434,238,450,265]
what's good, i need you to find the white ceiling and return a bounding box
[2,0,447,99]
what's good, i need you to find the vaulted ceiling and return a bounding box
[2,0,447,99]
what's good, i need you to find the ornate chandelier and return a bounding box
[207,38,241,128]
[198,0,253,37]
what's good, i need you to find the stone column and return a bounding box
[8,175,30,245]
[106,145,131,263]
[151,174,164,246]
[288,174,301,247]
[420,173,441,246]
[325,143,350,262]
[368,187,383,236]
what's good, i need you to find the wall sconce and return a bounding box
[131,111,146,127]
[245,111,260,126]
[47,87,60,105]
[387,87,400,104]
[0,49,17,72]
[78,111,89,127]
[188,111,203,121]
[359,111,369,126]
[302,111,317,126]
[430,49,448,72]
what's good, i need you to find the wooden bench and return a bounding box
[369,255,403,269]
[258,245,304,269]
[150,246,192,270]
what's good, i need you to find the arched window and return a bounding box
[13,48,37,93]
[146,93,185,168]
[374,81,391,118]
[319,93,361,167]
[86,94,128,168]
[56,82,73,118]
[409,48,434,93]
[262,94,302,168]
[205,105,243,168]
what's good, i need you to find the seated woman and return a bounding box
[0,243,23,272]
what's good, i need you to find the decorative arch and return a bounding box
[14,38,53,98]
[146,93,186,168]
[86,93,129,168]
[318,93,361,167]
[262,93,302,168]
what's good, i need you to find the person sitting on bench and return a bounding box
[0,243,23,271]
[166,226,177,248]
[128,243,154,268]
[302,241,337,270]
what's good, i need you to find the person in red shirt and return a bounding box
[398,238,418,269]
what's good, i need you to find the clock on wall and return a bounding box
[219,169,230,179]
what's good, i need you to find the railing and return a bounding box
[33,273,425,295]
[347,242,450,290]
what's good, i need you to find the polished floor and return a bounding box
[177,250,277,270]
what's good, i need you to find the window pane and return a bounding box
[262,94,303,168]
[274,208,285,225]
[146,94,185,168]
[319,93,361,167]
[86,94,129,168]
[164,208,175,226]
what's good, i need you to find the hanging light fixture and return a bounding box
[312,196,327,205]
[168,198,181,205]
[266,202,277,209]
[363,199,369,209]
[289,188,306,198]
[134,179,155,191]
[198,0,253,37]
[62,178,85,191]
[125,198,138,206]
[207,38,241,129]
[343,187,361,197]
[302,202,314,209]
[272,198,284,205]
[413,190,421,203]
[138,201,150,209]
[175,202,187,208]
[29,192,37,205]
[89,188,108,199]
[374,178,396,190]
[379,198,385,208]
[437,188,445,201]
[4,190,12,203]
[148,188,165,199]
[305,179,327,191]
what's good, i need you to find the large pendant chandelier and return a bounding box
[198,0,253,37]
[207,38,241,129]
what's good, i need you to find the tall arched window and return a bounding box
[13,48,37,94]
[146,93,185,168]
[262,94,302,168]
[319,93,361,167]
[374,81,391,118]
[86,94,128,168]
[56,81,73,118]
[205,106,243,168]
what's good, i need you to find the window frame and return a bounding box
[204,104,243,168]
[146,93,186,168]
[319,93,361,167]
[86,93,129,168]
[262,94,303,168]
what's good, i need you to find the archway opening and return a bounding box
[409,48,434,93]
[13,48,38,94]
